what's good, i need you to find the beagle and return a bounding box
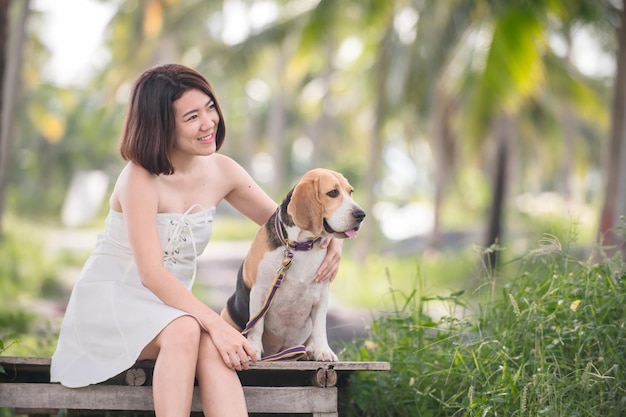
[221,168,365,361]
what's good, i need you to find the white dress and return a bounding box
[50,205,215,388]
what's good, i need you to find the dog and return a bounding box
[221,168,365,361]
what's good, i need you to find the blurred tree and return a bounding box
[457,0,608,267]
[0,0,10,239]
[599,0,626,256]
[0,0,615,261]
[472,3,546,268]
[0,0,28,238]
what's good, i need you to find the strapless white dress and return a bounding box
[50,205,215,387]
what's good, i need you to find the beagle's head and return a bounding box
[287,168,365,238]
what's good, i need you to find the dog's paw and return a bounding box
[247,338,263,361]
[307,346,338,362]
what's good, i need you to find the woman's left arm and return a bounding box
[219,155,344,281]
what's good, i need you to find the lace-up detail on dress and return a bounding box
[163,204,211,287]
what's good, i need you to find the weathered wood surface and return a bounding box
[0,383,337,414]
[0,356,390,416]
[0,356,390,371]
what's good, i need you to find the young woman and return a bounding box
[50,63,343,417]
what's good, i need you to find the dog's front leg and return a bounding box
[246,287,267,360]
[305,284,338,361]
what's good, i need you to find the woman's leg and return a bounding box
[138,315,201,417]
[196,332,248,417]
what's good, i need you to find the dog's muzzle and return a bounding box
[323,209,366,238]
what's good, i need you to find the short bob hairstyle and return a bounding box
[119,64,226,175]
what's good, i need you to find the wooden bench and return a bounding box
[0,356,389,416]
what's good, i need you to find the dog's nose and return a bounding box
[352,209,366,223]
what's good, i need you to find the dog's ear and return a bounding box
[288,176,324,236]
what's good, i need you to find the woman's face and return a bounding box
[172,88,220,157]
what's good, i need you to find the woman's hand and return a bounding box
[315,238,344,283]
[206,318,258,370]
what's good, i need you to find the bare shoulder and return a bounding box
[110,162,157,212]
[116,162,156,191]
[210,154,254,186]
[211,153,246,174]
[210,154,276,225]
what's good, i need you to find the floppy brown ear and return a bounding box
[287,176,324,235]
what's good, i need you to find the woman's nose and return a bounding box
[202,112,217,128]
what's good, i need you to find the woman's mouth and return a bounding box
[197,133,214,143]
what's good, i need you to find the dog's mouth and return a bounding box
[323,219,360,239]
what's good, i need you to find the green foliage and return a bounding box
[341,239,626,416]
[333,250,480,309]
[0,216,64,356]
[0,216,61,299]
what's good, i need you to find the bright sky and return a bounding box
[31,0,115,86]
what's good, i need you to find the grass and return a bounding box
[340,235,626,416]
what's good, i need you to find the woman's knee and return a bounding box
[160,315,202,351]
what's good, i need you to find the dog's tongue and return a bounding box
[345,229,358,238]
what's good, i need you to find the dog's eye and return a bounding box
[326,189,339,198]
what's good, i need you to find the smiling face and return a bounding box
[172,88,220,158]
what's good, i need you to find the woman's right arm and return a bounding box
[113,163,257,368]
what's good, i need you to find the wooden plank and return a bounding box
[247,361,391,371]
[0,357,51,366]
[0,383,337,414]
[0,356,390,372]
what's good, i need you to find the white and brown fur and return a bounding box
[221,168,365,361]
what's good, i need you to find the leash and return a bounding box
[241,208,321,361]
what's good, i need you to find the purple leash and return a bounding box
[241,208,321,361]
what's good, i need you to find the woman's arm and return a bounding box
[218,155,278,225]
[217,156,344,281]
[113,162,257,369]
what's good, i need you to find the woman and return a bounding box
[50,63,342,417]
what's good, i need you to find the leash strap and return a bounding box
[241,250,307,361]
[241,249,292,335]
[240,209,321,361]
[262,345,307,361]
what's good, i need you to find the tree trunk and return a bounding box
[309,37,334,170]
[483,112,514,270]
[0,0,28,239]
[560,102,576,202]
[429,91,456,249]
[598,1,626,254]
[358,22,392,257]
[267,51,287,198]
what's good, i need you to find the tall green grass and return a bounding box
[341,236,626,416]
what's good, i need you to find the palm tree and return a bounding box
[0,0,29,238]
[456,0,608,267]
[599,0,626,256]
[0,0,12,239]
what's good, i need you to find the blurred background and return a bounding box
[0,0,623,355]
